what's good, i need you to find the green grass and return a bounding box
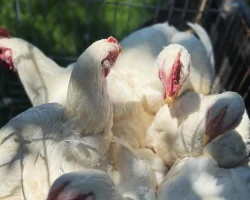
[0,0,161,60]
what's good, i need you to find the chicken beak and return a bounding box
[166,96,174,108]
[119,46,123,54]
[203,134,211,147]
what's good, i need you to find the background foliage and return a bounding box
[0,0,164,65]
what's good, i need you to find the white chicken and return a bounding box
[157,156,250,200]
[118,22,214,113]
[167,22,215,105]
[0,37,122,200]
[110,21,214,148]
[0,28,151,149]
[145,43,191,151]
[0,27,73,106]
[46,169,124,200]
[147,90,249,168]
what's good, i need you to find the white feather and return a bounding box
[157,156,250,200]
[146,91,249,168]
[0,38,119,199]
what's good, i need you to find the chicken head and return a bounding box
[0,27,16,72]
[203,92,245,146]
[157,44,190,107]
[101,36,122,77]
[47,170,123,200]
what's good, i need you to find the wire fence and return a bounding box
[0,0,250,126]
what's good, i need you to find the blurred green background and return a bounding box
[0,0,162,62]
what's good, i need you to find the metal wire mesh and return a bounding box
[0,0,250,126]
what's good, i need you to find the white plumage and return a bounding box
[117,21,214,113]
[109,138,157,200]
[107,69,153,149]
[0,33,153,149]
[0,36,156,200]
[110,22,215,148]
[157,156,250,200]
[204,130,247,168]
[45,139,157,200]
[47,156,156,200]
[0,20,249,200]
[107,23,175,149]
[47,169,124,200]
[147,91,249,168]
[0,37,72,106]
[0,38,121,199]
[135,148,168,187]
[169,22,215,98]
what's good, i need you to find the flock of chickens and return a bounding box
[0,20,249,200]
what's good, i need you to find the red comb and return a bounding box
[166,52,181,97]
[107,36,118,44]
[0,27,10,38]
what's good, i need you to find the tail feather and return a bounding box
[153,22,178,40]
[187,22,215,73]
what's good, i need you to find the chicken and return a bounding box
[147,91,248,168]
[0,27,151,149]
[118,22,214,112]
[109,22,213,148]
[0,37,122,200]
[157,156,250,200]
[165,22,214,107]
[47,169,124,200]
[157,23,214,107]
[0,27,73,106]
